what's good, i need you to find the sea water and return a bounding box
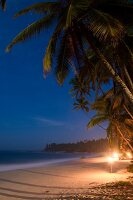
[0,151,92,172]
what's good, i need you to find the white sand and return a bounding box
[0,156,132,199]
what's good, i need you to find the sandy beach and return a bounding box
[0,156,132,200]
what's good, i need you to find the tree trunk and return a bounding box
[123,66,133,92]
[87,39,133,104]
[115,52,133,92]
[116,125,133,152]
[98,52,133,104]
[80,25,133,104]
[123,105,133,120]
[122,40,133,66]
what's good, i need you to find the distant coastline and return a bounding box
[44,138,109,153]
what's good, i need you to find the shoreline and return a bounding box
[0,152,102,172]
[0,157,79,172]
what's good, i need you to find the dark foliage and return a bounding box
[44,138,109,153]
[0,0,6,10]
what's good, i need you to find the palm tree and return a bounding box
[73,98,89,112]
[87,92,133,152]
[70,77,91,100]
[70,74,133,149]
[6,0,133,103]
[103,88,133,119]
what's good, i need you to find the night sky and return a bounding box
[0,0,106,150]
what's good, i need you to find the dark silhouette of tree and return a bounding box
[6,0,133,103]
[87,89,133,152]
[44,138,109,153]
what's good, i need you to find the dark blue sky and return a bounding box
[0,0,106,150]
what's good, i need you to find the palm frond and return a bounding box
[112,95,122,110]
[87,114,108,128]
[86,9,125,45]
[74,97,89,112]
[100,1,133,26]
[54,33,71,85]
[124,119,133,126]
[73,0,91,10]
[104,88,114,99]
[91,100,107,112]
[70,76,91,100]
[65,0,92,27]
[43,18,64,73]
[14,2,61,17]
[65,3,73,28]
[6,14,55,52]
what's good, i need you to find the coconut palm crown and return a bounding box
[6,0,133,103]
[87,89,133,151]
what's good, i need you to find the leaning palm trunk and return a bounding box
[98,52,133,104]
[123,66,133,92]
[123,105,133,120]
[116,125,133,152]
[87,39,133,104]
[122,40,133,66]
[81,26,133,104]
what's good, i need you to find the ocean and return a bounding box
[0,151,91,172]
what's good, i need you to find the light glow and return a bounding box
[126,152,132,159]
[107,157,114,163]
[112,152,119,161]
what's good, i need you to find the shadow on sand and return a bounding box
[0,178,86,189]
[20,169,73,178]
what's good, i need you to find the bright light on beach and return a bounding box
[107,157,114,163]
[112,152,119,161]
[107,157,115,173]
[126,152,132,159]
